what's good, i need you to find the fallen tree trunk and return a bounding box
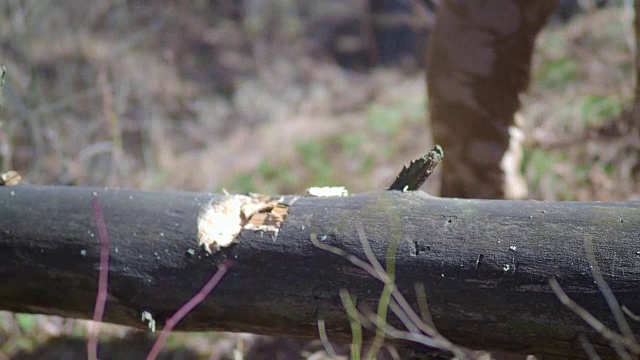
[0,185,639,357]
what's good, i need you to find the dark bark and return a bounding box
[1,185,640,357]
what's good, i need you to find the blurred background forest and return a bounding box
[1,0,639,358]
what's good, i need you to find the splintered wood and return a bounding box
[197,194,289,253]
[0,171,22,186]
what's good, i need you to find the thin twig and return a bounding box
[578,333,602,360]
[583,236,637,358]
[317,319,339,359]
[146,260,234,360]
[549,277,640,354]
[414,283,436,330]
[387,296,421,334]
[339,289,363,360]
[385,345,402,360]
[310,232,381,282]
[622,306,640,322]
[87,195,111,360]
[583,237,635,342]
[312,228,470,359]
[340,289,442,349]
[355,223,445,341]
[358,221,397,360]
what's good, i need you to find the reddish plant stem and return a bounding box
[87,195,111,360]
[146,259,235,360]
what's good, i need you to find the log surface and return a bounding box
[1,185,639,357]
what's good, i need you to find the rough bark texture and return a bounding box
[1,185,640,358]
[426,0,559,199]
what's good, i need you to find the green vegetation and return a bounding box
[224,95,426,194]
[522,149,576,201]
[576,95,623,126]
[367,104,405,136]
[539,58,579,89]
[522,7,637,201]
[295,139,334,186]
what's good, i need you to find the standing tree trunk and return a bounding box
[634,0,640,127]
[426,1,558,199]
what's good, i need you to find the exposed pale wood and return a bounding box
[1,185,639,358]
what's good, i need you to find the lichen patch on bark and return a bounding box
[197,194,288,253]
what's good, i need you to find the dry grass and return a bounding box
[1,1,432,196]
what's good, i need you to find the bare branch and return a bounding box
[1,186,640,357]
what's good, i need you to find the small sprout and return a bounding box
[80,249,87,256]
[503,264,512,272]
[141,311,156,333]
[509,246,517,251]
[186,248,196,256]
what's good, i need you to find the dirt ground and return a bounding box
[1,2,639,359]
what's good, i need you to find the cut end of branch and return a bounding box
[197,194,289,253]
[388,145,444,192]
